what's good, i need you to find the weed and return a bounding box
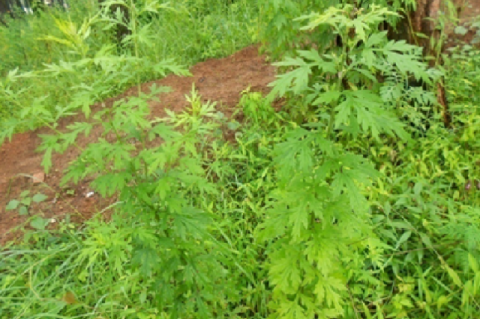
[2,1,480,319]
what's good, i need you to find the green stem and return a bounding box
[327,36,348,140]
[129,0,141,95]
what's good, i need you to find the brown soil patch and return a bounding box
[445,0,480,47]
[462,0,480,22]
[0,45,276,244]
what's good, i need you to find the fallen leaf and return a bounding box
[62,291,77,304]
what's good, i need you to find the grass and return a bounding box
[0,0,260,130]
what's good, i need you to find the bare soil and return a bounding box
[0,45,276,244]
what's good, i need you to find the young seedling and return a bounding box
[6,190,50,230]
[5,190,48,216]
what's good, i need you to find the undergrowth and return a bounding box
[0,0,259,129]
[1,1,480,318]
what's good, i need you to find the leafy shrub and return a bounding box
[0,0,259,128]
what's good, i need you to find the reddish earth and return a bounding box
[0,45,276,244]
[462,0,480,21]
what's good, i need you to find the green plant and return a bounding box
[2,1,480,319]
[6,190,48,216]
[0,0,260,130]
[5,189,51,231]
[257,3,480,318]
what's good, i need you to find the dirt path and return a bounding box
[0,45,276,244]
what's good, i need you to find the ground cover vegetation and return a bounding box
[0,0,258,130]
[1,0,480,318]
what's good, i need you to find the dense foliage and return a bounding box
[0,0,258,130]
[1,0,480,318]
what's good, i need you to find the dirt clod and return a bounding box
[32,172,45,184]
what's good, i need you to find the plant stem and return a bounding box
[327,40,347,140]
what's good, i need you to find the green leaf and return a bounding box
[30,216,48,230]
[365,30,387,48]
[19,206,29,216]
[269,247,303,294]
[6,200,20,211]
[21,197,32,206]
[445,264,463,288]
[20,190,30,198]
[332,169,368,213]
[154,59,191,77]
[42,148,53,175]
[313,90,341,106]
[396,231,412,249]
[413,183,423,195]
[132,247,161,277]
[288,199,313,240]
[91,172,131,197]
[273,128,318,178]
[468,253,479,273]
[269,57,312,97]
[32,193,48,203]
[297,49,336,73]
[454,26,468,36]
[362,303,374,319]
[419,232,433,248]
[335,90,409,140]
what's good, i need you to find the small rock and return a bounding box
[86,191,95,198]
[32,172,45,184]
